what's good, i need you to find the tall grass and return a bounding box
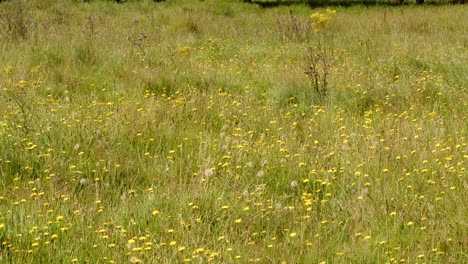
[0,0,466,263]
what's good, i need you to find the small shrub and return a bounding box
[304,46,335,97]
[304,9,337,97]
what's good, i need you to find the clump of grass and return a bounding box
[0,0,31,40]
[277,9,313,42]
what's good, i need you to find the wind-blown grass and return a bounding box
[0,0,466,263]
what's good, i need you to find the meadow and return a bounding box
[0,0,467,263]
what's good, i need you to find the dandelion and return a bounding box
[177,246,186,252]
[193,248,204,254]
[4,65,12,74]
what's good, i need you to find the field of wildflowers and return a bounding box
[0,0,466,263]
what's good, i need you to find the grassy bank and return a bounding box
[0,0,466,263]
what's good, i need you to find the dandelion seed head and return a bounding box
[290,180,298,188]
[204,168,214,177]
